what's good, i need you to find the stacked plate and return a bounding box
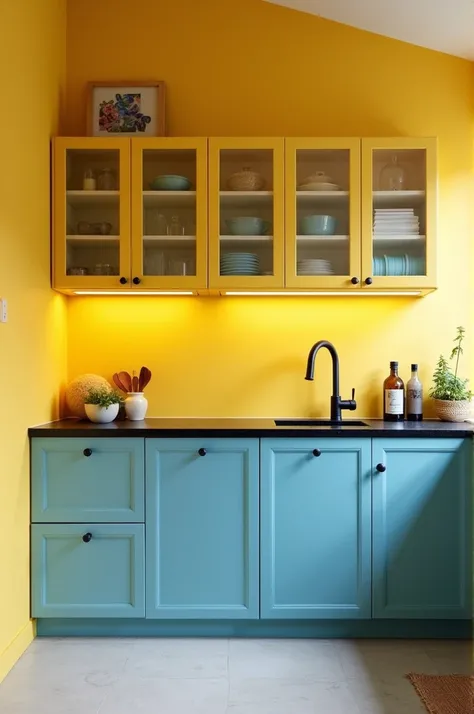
[373,254,425,276]
[220,252,260,275]
[373,209,420,236]
[297,182,340,191]
[297,259,334,275]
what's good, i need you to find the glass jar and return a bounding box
[379,155,406,191]
[97,168,117,191]
[83,168,96,191]
[168,216,184,236]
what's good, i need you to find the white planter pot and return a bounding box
[84,403,119,424]
[432,399,473,422]
[125,392,148,421]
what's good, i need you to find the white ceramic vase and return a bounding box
[125,392,148,421]
[84,403,119,424]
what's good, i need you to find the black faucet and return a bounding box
[305,340,357,421]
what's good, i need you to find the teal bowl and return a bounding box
[300,215,336,236]
[226,217,265,236]
[150,175,191,191]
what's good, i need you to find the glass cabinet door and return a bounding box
[285,138,361,289]
[209,138,285,291]
[131,138,207,290]
[53,137,131,291]
[361,138,437,290]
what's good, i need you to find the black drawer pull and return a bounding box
[312,449,322,457]
[82,533,92,543]
[198,448,207,456]
[376,463,386,473]
[83,448,92,457]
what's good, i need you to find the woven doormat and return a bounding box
[407,673,474,714]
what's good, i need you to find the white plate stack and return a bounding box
[297,259,334,275]
[373,208,420,236]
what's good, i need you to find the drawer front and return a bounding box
[31,438,144,522]
[31,524,145,618]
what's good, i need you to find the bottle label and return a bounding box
[385,389,404,415]
[407,387,423,414]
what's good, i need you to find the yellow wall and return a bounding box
[0,0,67,681]
[65,0,474,418]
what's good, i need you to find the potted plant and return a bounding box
[430,326,473,422]
[84,386,124,424]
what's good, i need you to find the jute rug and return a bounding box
[407,673,474,713]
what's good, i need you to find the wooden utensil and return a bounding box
[118,371,133,392]
[132,375,139,392]
[113,373,128,393]
[139,366,152,391]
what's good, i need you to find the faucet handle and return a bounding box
[351,387,355,400]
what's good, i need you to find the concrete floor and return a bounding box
[0,638,471,713]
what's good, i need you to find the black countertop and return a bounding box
[28,418,474,438]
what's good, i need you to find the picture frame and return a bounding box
[87,81,166,137]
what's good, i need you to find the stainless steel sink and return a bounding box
[274,419,371,428]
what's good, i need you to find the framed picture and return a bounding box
[87,81,166,137]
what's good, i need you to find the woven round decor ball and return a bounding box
[65,374,111,418]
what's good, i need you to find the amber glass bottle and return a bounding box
[383,361,405,421]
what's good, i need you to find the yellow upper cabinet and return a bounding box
[53,137,131,291]
[285,138,361,290]
[208,138,285,292]
[52,136,438,295]
[361,138,437,291]
[131,137,208,291]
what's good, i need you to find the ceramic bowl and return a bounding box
[300,214,336,236]
[226,217,265,236]
[149,175,191,191]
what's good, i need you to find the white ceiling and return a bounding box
[264,0,474,60]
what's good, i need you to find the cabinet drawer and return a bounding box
[31,438,144,522]
[31,524,145,618]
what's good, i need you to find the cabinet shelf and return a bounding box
[143,235,196,244]
[143,191,197,208]
[220,235,273,243]
[66,190,119,206]
[373,235,426,245]
[67,235,119,245]
[296,191,349,204]
[296,235,349,243]
[219,191,273,207]
[373,190,425,207]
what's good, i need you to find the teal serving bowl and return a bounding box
[149,175,191,191]
[226,217,265,236]
[300,214,336,236]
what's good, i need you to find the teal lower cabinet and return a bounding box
[31,524,145,618]
[145,438,259,619]
[30,434,472,636]
[260,438,372,619]
[372,438,472,619]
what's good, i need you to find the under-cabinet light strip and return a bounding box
[73,291,195,295]
[224,291,422,297]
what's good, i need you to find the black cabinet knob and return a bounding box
[83,448,92,457]
[376,463,386,472]
[351,277,360,285]
[119,277,128,285]
[198,448,207,456]
[82,533,92,543]
[312,449,322,457]
[365,277,373,285]
[132,277,141,285]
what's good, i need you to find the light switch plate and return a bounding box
[0,298,7,322]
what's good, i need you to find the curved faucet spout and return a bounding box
[305,340,339,397]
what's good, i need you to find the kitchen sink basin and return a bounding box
[274,419,371,428]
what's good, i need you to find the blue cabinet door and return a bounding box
[372,438,472,619]
[261,438,371,619]
[31,524,145,618]
[31,438,144,523]
[146,438,259,619]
